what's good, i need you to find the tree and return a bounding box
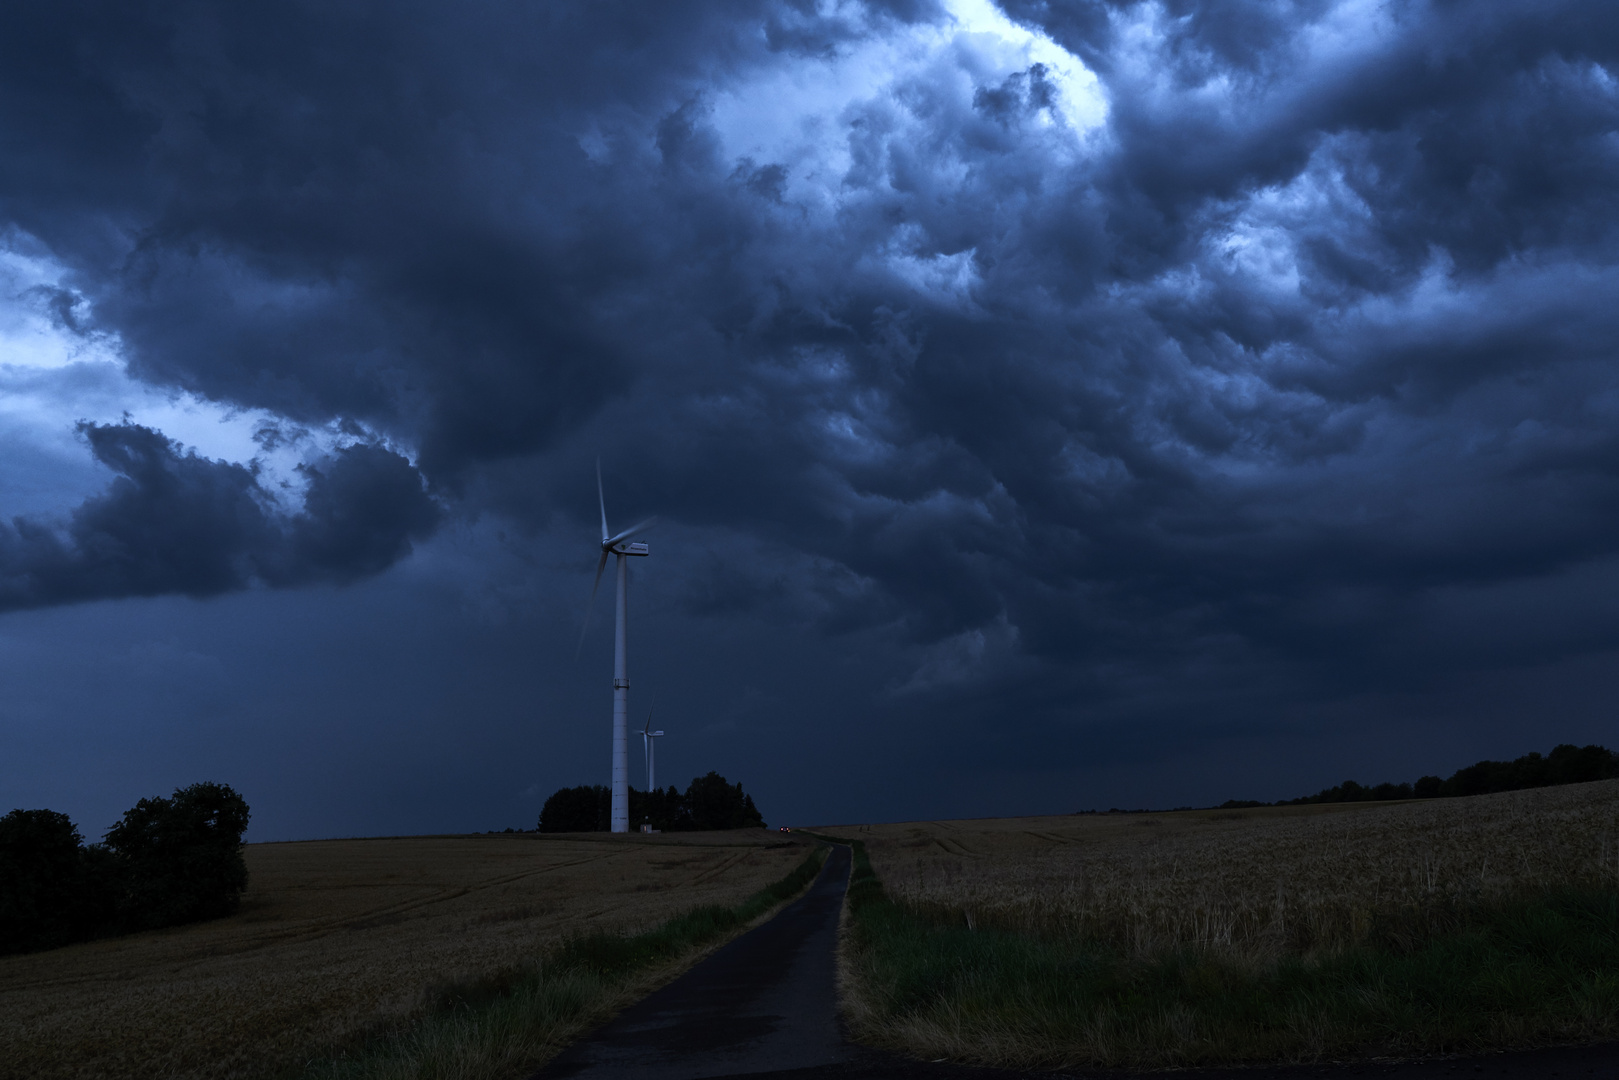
[1240,743,1618,808]
[103,782,251,931]
[539,774,767,832]
[684,771,765,830]
[1440,744,1619,798]
[538,785,610,832]
[629,785,687,832]
[1546,743,1619,785]
[0,809,87,955]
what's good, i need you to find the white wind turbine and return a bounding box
[641,700,664,794]
[585,460,655,834]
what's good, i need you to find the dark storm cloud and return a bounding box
[0,423,438,610]
[0,0,944,469]
[4,0,1619,741]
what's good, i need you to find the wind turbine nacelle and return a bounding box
[613,541,651,556]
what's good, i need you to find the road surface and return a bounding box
[538,842,855,1079]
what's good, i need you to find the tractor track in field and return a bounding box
[687,848,756,887]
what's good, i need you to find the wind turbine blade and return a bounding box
[596,458,610,543]
[574,550,610,659]
[604,516,658,547]
[591,550,609,602]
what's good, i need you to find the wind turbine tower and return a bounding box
[589,461,654,833]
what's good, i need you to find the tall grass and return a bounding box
[300,845,828,1080]
[822,786,1619,1068]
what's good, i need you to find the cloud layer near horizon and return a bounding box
[3,0,1619,831]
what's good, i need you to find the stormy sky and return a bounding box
[3,0,1618,841]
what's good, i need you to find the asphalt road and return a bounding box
[535,843,1618,1080]
[537,843,857,1080]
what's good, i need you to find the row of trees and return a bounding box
[0,782,251,956]
[1221,743,1618,809]
[539,771,765,832]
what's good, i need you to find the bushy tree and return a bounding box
[684,771,765,830]
[1445,757,1529,797]
[1287,779,1414,805]
[0,810,89,955]
[2,781,249,955]
[1546,743,1619,784]
[1232,743,1618,808]
[629,785,686,831]
[538,785,610,832]
[103,782,251,931]
[1443,743,1618,796]
[539,773,767,832]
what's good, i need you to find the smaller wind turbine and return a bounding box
[641,700,664,793]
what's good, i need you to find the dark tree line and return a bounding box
[0,782,250,956]
[538,771,765,832]
[1220,743,1619,810]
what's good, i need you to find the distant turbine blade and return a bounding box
[642,695,656,736]
[574,550,610,659]
[604,516,658,547]
[596,458,610,543]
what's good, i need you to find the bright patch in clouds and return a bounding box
[0,241,373,517]
[708,0,1106,208]
[946,0,1104,130]
[0,245,119,372]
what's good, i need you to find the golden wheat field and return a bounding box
[0,830,808,1080]
[841,779,1619,956]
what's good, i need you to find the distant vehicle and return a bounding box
[778,826,791,833]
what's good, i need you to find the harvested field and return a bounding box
[0,830,808,1080]
[843,779,1619,956]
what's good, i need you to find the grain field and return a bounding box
[826,783,1619,1068]
[841,779,1619,956]
[0,830,807,1080]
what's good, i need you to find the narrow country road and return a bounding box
[537,841,1619,1080]
[537,843,856,1080]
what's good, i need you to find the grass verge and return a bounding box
[819,834,1619,1070]
[298,843,828,1080]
